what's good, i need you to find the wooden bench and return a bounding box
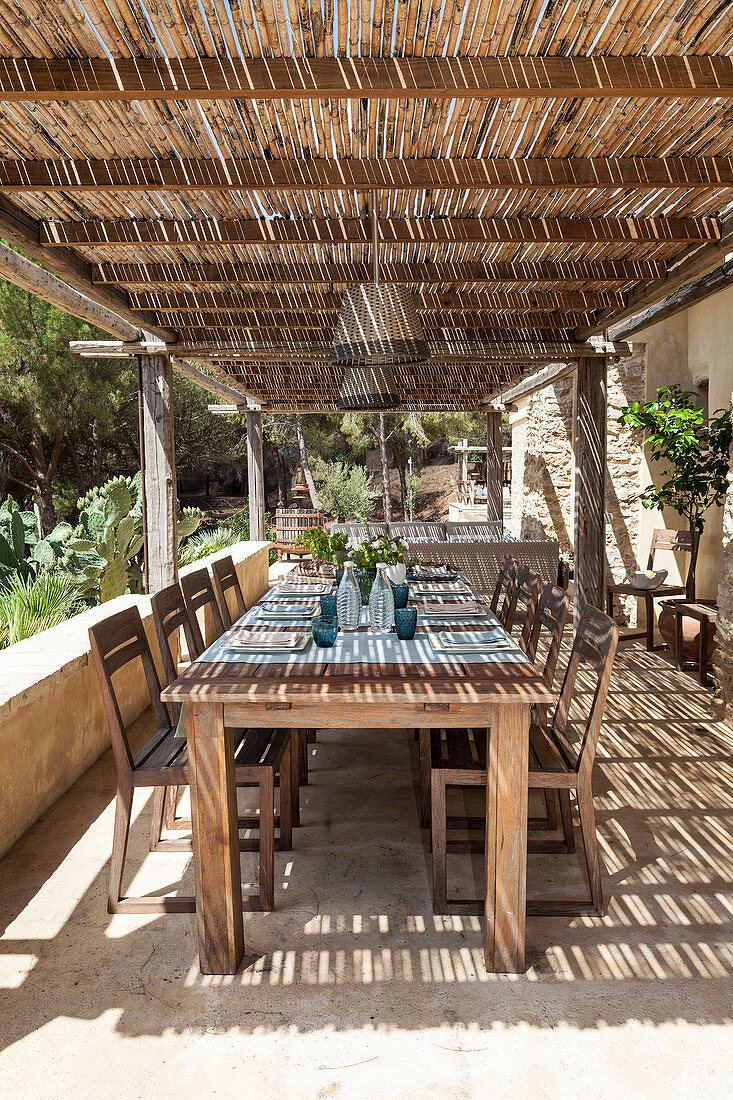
[273,508,324,562]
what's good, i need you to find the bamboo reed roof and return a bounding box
[1,1,732,410]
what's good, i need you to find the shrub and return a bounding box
[0,572,81,648]
[178,526,239,566]
[315,461,378,521]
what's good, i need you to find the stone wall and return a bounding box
[509,355,645,622]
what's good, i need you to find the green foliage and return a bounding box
[302,525,349,563]
[0,572,81,649]
[619,385,733,532]
[314,460,379,521]
[178,526,239,566]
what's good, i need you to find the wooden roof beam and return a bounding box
[93,258,665,286]
[0,56,731,102]
[2,157,732,192]
[128,288,624,312]
[40,215,721,247]
[577,214,733,337]
[0,197,173,341]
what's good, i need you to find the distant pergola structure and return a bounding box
[0,2,730,643]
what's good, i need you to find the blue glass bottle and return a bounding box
[368,562,395,633]
[336,560,361,631]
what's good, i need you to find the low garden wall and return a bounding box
[0,541,270,858]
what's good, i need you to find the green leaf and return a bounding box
[116,515,136,557]
[0,532,18,569]
[99,556,129,602]
[31,539,56,568]
[10,510,25,561]
[103,481,131,528]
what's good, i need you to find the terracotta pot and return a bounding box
[658,604,717,662]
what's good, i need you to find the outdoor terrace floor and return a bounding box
[0,639,731,1097]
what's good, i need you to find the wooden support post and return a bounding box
[140,352,178,593]
[486,410,503,533]
[574,356,607,630]
[247,409,265,541]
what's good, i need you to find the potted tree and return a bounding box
[619,385,732,655]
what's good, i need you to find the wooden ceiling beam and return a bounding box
[94,258,664,286]
[2,158,732,192]
[157,310,589,331]
[1,56,731,102]
[129,288,623,312]
[40,215,721,247]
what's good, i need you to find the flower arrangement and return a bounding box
[348,535,410,572]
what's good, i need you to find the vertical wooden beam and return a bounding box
[574,356,607,630]
[140,352,178,593]
[486,410,503,533]
[247,409,265,540]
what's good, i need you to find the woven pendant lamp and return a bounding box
[331,194,429,410]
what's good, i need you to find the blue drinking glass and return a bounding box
[395,606,418,640]
[391,583,409,609]
[312,615,338,648]
[320,594,338,621]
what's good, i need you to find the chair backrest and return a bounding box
[491,554,516,625]
[649,528,699,596]
[523,582,570,690]
[404,539,560,596]
[274,508,324,546]
[89,606,170,779]
[446,520,503,542]
[210,554,247,629]
[388,521,447,542]
[180,566,225,653]
[551,605,619,780]
[368,522,389,537]
[505,563,541,636]
[151,583,202,717]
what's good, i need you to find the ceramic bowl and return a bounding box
[627,568,668,590]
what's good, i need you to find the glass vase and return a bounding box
[336,562,361,631]
[368,562,395,633]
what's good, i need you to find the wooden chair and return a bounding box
[429,604,619,917]
[210,553,247,629]
[180,566,225,653]
[505,563,541,639]
[152,581,304,833]
[90,605,296,914]
[606,528,699,650]
[490,554,516,626]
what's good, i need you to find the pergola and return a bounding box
[0,2,731,622]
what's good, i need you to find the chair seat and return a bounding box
[132,726,289,787]
[606,581,686,598]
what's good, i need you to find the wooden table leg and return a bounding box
[187,701,244,975]
[483,702,530,973]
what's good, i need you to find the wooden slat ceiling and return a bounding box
[0,0,732,410]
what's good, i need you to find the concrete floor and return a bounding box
[1,640,732,1099]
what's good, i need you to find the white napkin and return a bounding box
[429,628,511,653]
[224,629,305,650]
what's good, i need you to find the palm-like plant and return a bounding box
[177,526,239,566]
[0,572,81,648]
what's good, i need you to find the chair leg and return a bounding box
[257,770,275,912]
[543,788,560,831]
[299,729,309,785]
[577,781,604,915]
[164,784,178,830]
[290,731,302,829]
[279,742,294,851]
[108,784,133,914]
[558,789,575,853]
[419,729,431,828]
[430,769,447,914]
[149,786,167,851]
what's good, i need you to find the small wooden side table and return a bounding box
[662,600,718,686]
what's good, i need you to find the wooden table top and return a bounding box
[162,654,555,706]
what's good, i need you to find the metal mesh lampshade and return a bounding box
[330,284,430,368]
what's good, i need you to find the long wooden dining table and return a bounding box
[161,578,555,976]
